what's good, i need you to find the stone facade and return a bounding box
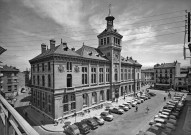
[29,12,142,120]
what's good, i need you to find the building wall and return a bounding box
[18,72,25,93]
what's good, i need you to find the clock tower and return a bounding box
[97,5,123,101]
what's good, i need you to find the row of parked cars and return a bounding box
[142,93,186,135]
[64,92,156,135]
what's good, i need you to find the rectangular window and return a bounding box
[82,67,88,85]
[91,67,96,84]
[33,75,35,85]
[48,62,51,71]
[42,63,45,71]
[71,94,75,101]
[63,95,68,103]
[63,104,69,112]
[71,102,76,110]
[104,38,106,45]
[42,75,45,86]
[33,65,35,72]
[42,93,45,109]
[99,68,104,83]
[125,69,127,80]
[8,86,12,91]
[67,62,72,72]
[106,68,110,82]
[115,72,118,81]
[114,37,115,44]
[37,75,39,85]
[107,37,110,44]
[121,69,123,81]
[48,75,51,87]
[14,85,17,91]
[128,69,131,80]
[101,39,103,45]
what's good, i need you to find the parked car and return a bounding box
[147,126,162,135]
[131,101,138,107]
[123,102,132,109]
[140,96,148,100]
[93,115,104,125]
[109,107,124,114]
[163,127,173,135]
[81,118,98,129]
[119,104,129,111]
[64,124,80,135]
[161,111,170,116]
[126,100,133,105]
[74,122,90,134]
[166,119,177,125]
[169,115,177,120]
[134,99,142,104]
[165,123,176,130]
[162,109,172,113]
[100,112,113,121]
[148,92,156,97]
[158,113,169,119]
[153,123,165,129]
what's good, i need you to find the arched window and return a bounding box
[100,91,104,101]
[92,92,97,104]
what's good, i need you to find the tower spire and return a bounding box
[108,4,111,16]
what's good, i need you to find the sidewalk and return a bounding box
[25,95,135,132]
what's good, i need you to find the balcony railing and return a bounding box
[0,94,39,135]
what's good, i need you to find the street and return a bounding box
[88,90,170,135]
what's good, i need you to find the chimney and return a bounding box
[71,47,75,51]
[41,43,47,53]
[50,39,56,49]
[126,56,128,60]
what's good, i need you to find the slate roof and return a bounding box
[0,65,19,72]
[97,28,123,38]
[121,56,142,66]
[76,45,109,61]
[154,62,179,69]
[29,44,81,62]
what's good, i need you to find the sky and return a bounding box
[0,0,191,71]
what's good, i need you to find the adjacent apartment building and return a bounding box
[0,65,19,99]
[29,12,142,121]
[154,61,180,90]
[141,69,154,86]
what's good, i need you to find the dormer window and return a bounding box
[96,54,99,57]
[88,52,92,56]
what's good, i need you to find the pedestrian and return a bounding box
[135,106,138,112]
[146,106,149,113]
[164,97,166,101]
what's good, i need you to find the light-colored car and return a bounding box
[161,111,170,116]
[162,109,172,113]
[109,107,124,114]
[119,104,129,111]
[123,102,132,109]
[158,113,169,119]
[134,99,142,104]
[131,101,137,107]
[100,112,113,121]
[153,123,165,129]
[93,115,104,125]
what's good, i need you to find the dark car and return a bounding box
[81,118,98,129]
[74,122,90,134]
[64,124,80,135]
[147,126,162,135]
[148,92,156,97]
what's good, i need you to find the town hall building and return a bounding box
[29,11,142,121]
